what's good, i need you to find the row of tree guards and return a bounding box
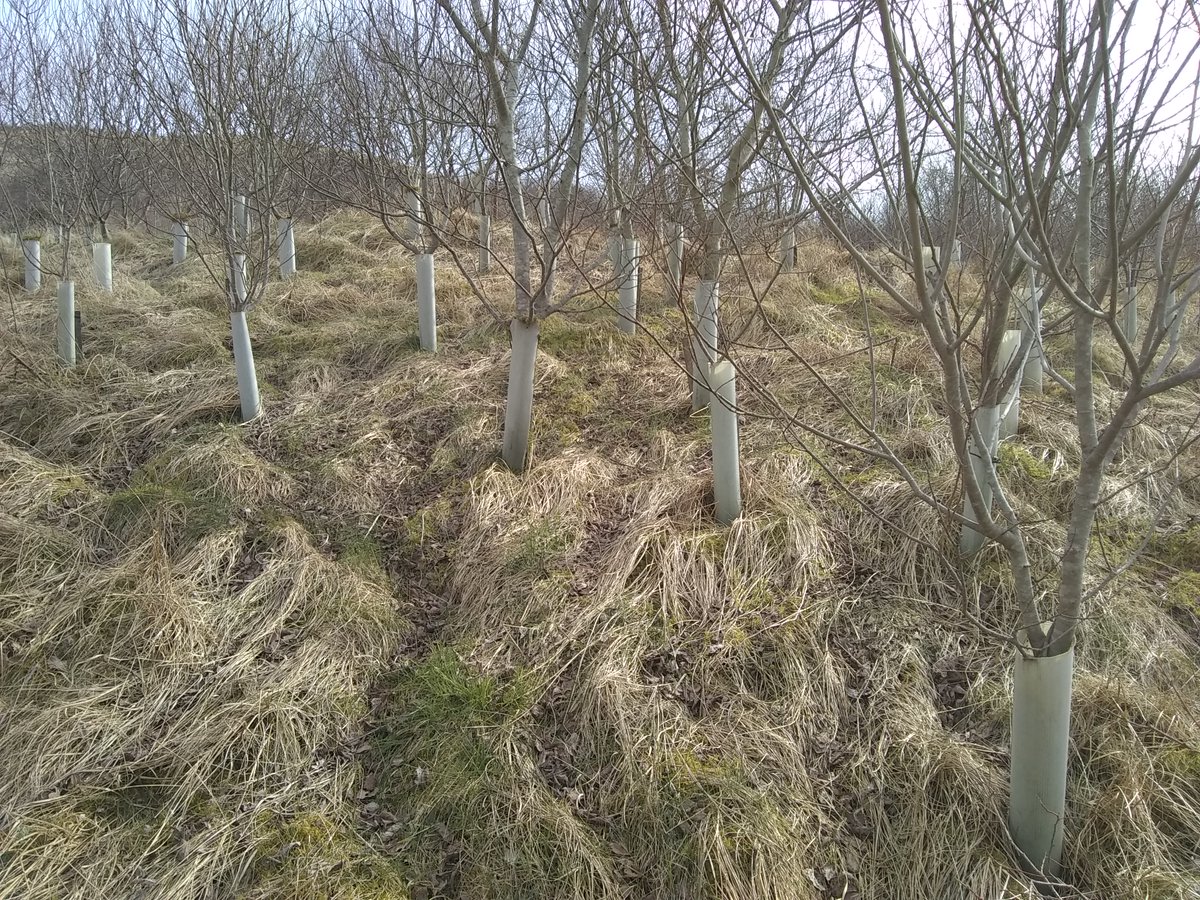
[13,197,300,423]
[23,215,1148,562]
[14,224,1157,514]
[16,235,114,291]
[12,206,1110,878]
[13,232,112,368]
[12,200,759,509]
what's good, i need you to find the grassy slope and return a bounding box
[0,214,1197,900]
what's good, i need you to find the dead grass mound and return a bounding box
[0,423,406,897]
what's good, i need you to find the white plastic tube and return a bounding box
[1121,281,1137,346]
[692,280,720,411]
[478,213,491,274]
[781,227,795,274]
[710,358,742,524]
[502,320,539,473]
[278,218,296,278]
[172,221,189,264]
[1009,644,1073,882]
[22,239,40,293]
[959,404,999,557]
[999,329,1023,440]
[92,242,112,292]
[416,253,437,351]
[1020,274,1044,394]
[617,238,639,334]
[665,221,683,306]
[230,310,261,422]
[57,280,75,366]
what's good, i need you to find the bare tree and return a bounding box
[435,0,603,472]
[3,0,134,355]
[312,0,483,352]
[137,0,315,421]
[590,1,655,329]
[628,0,839,410]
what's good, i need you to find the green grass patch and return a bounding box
[503,518,578,578]
[1149,525,1200,570]
[249,811,410,899]
[808,279,859,307]
[371,648,602,898]
[105,476,233,547]
[1164,572,1200,615]
[334,530,388,581]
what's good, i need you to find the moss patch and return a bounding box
[997,442,1054,481]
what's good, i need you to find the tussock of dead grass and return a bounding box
[0,426,406,896]
[1,219,1198,899]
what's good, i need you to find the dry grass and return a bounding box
[0,219,1197,899]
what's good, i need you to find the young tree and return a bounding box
[435,0,603,472]
[137,0,315,421]
[590,2,654,332]
[629,0,823,410]
[3,1,125,352]
[313,0,486,353]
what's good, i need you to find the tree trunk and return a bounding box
[478,213,491,274]
[496,95,532,320]
[959,404,999,556]
[1166,290,1187,347]
[780,227,795,274]
[692,280,719,411]
[172,221,189,265]
[608,220,622,271]
[665,220,683,307]
[405,179,421,243]
[999,329,1023,439]
[921,245,938,272]
[1121,275,1137,345]
[233,194,249,241]
[1020,272,1044,394]
[22,239,40,293]
[538,195,552,281]
[231,252,247,308]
